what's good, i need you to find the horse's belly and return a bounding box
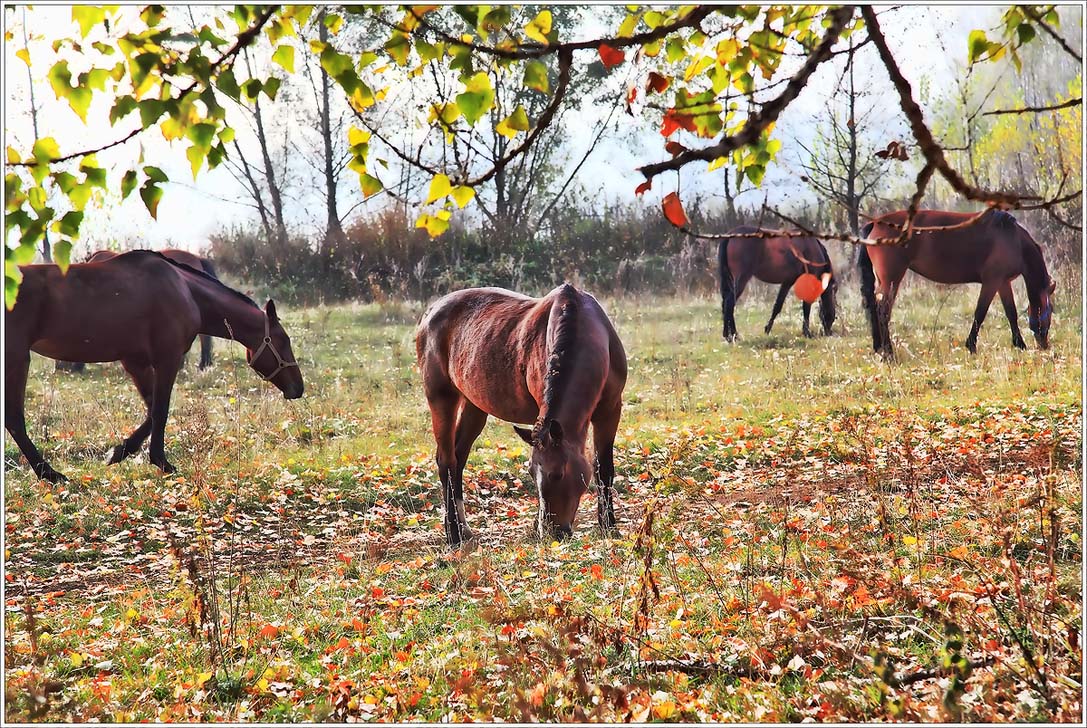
[31,337,132,364]
[455,378,540,425]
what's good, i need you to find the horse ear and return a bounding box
[265,299,279,321]
[513,427,534,445]
[547,419,564,445]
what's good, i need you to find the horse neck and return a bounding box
[183,272,266,348]
[536,291,590,440]
[1019,229,1050,306]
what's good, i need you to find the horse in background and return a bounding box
[6,250,303,483]
[718,226,837,340]
[859,209,1056,359]
[56,248,219,372]
[416,283,627,546]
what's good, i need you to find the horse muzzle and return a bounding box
[284,382,305,400]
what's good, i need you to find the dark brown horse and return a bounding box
[416,284,627,546]
[718,226,837,340]
[57,248,219,372]
[859,209,1055,359]
[5,250,303,483]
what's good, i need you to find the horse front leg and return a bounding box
[452,403,488,542]
[875,281,897,361]
[998,281,1026,350]
[198,334,214,369]
[591,404,622,534]
[5,348,65,483]
[764,283,791,334]
[965,282,999,354]
[147,358,182,474]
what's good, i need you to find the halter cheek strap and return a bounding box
[249,314,298,381]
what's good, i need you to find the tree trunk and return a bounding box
[319,11,344,250]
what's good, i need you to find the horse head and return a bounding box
[514,418,591,540]
[1028,278,1056,350]
[246,300,305,398]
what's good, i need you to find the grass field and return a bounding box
[3,273,1082,722]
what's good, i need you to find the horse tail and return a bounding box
[817,240,837,334]
[857,223,882,351]
[718,236,734,336]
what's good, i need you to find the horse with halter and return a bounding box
[718,226,837,340]
[859,209,1055,359]
[416,284,627,546]
[5,250,303,483]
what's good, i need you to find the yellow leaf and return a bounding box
[196,671,213,687]
[426,173,451,203]
[524,10,552,44]
[6,146,19,164]
[707,156,728,172]
[495,105,530,139]
[902,535,918,546]
[70,651,84,667]
[450,185,475,208]
[16,48,30,66]
[348,126,371,147]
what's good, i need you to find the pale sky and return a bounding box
[1,4,1041,255]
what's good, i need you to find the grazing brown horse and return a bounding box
[859,209,1055,359]
[416,284,627,546]
[57,248,219,372]
[718,226,837,340]
[5,250,303,483]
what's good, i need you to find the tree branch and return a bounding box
[1018,5,1081,62]
[982,97,1081,116]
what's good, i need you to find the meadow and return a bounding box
[3,272,1082,722]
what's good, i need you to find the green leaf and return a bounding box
[1016,23,1035,45]
[263,77,282,100]
[243,79,263,101]
[54,240,73,273]
[358,173,383,198]
[523,60,549,93]
[495,105,530,139]
[272,44,295,73]
[67,87,93,122]
[216,68,241,100]
[143,165,168,183]
[121,170,138,199]
[524,10,552,44]
[57,210,83,238]
[138,99,166,128]
[427,173,452,203]
[967,29,989,63]
[110,96,137,125]
[140,181,163,219]
[455,72,494,125]
[72,6,106,38]
[47,60,73,100]
[186,145,206,179]
[385,32,411,66]
[7,259,24,310]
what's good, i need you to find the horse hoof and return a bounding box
[36,465,68,483]
[106,445,128,465]
[153,459,177,474]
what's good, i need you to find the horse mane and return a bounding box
[536,283,579,437]
[128,249,260,310]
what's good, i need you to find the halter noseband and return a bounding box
[249,314,298,381]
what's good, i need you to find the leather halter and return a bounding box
[249,314,298,381]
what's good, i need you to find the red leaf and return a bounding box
[635,179,652,196]
[660,109,696,137]
[371,586,385,599]
[664,141,687,157]
[626,86,638,106]
[590,564,604,580]
[662,192,688,228]
[646,71,670,94]
[259,623,279,639]
[598,43,625,70]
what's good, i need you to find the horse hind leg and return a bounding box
[147,358,183,473]
[5,348,66,483]
[198,335,213,369]
[801,301,814,338]
[875,282,898,361]
[107,360,155,465]
[425,383,468,547]
[998,281,1027,349]
[451,402,488,541]
[965,281,999,354]
[764,283,790,334]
